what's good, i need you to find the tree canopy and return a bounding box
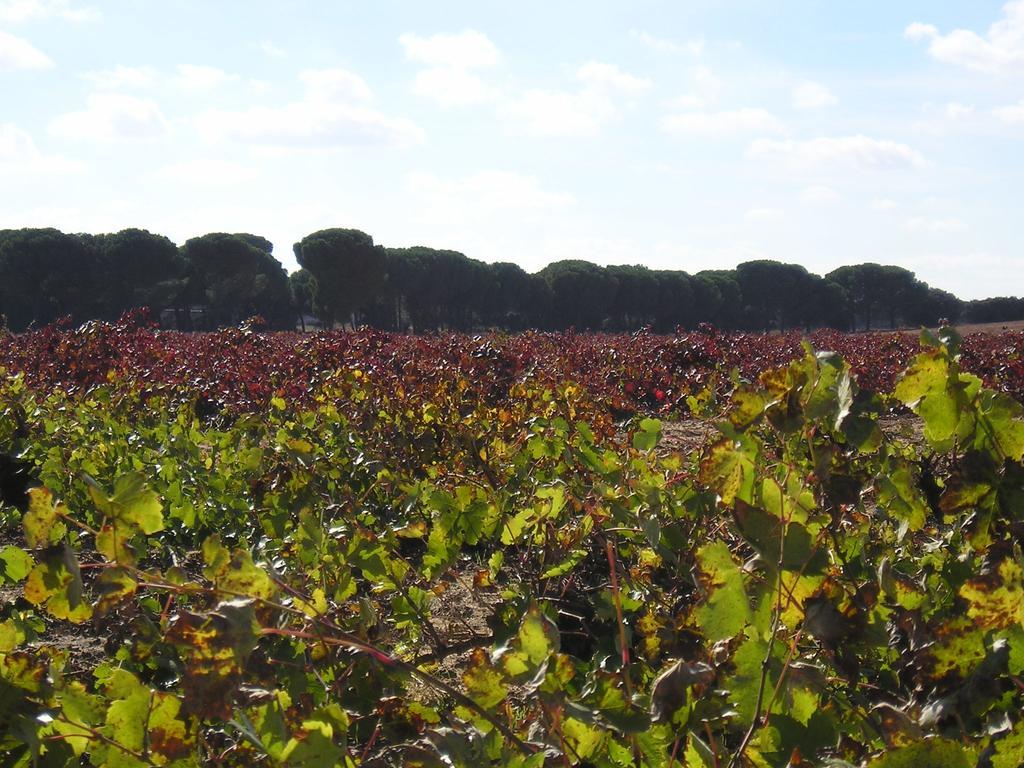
[0,226,1019,333]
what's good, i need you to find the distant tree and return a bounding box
[385,247,492,331]
[92,229,185,320]
[696,270,742,329]
[651,270,695,331]
[606,265,659,330]
[963,297,1024,324]
[480,262,538,330]
[289,268,317,330]
[797,277,850,330]
[0,228,100,330]
[181,233,292,329]
[827,264,886,330]
[293,229,386,328]
[735,261,813,331]
[539,260,619,330]
[908,287,963,327]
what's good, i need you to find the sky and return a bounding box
[1,1,1023,300]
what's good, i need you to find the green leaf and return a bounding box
[165,599,260,720]
[694,542,749,641]
[992,721,1024,768]
[94,669,151,768]
[23,543,91,623]
[877,462,929,535]
[146,690,195,763]
[865,739,975,768]
[279,718,344,767]
[50,681,104,756]
[729,634,772,725]
[517,603,558,664]
[88,472,164,535]
[0,546,33,583]
[699,437,756,506]
[95,524,137,565]
[201,535,276,600]
[497,603,559,682]
[462,648,507,710]
[93,566,137,616]
[22,487,67,548]
[959,557,1024,630]
[632,418,662,451]
[978,390,1024,461]
[560,717,606,761]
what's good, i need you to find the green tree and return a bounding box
[288,269,318,330]
[0,228,100,330]
[293,229,386,328]
[606,265,659,330]
[696,270,743,328]
[92,229,186,320]
[181,233,292,329]
[538,260,619,330]
[650,270,695,331]
[734,261,814,331]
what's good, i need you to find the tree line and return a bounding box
[0,226,1019,334]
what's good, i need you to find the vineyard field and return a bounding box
[2,319,1024,767]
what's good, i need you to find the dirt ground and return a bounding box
[657,412,926,456]
[936,319,1024,335]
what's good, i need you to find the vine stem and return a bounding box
[726,468,793,768]
[260,627,533,756]
[48,714,158,766]
[605,536,641,768]
[129,568,534,757]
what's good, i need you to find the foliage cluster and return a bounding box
[1,227,1019,333]
[1,325,1024,766]
[2,317,1024,417]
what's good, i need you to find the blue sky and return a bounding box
[1,1,1022,299]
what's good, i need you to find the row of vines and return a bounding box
[1,325,1023,766]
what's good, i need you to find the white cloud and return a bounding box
[0,28,51,69]
[748,135,924,170]
[629,29,703,55]
[661,108,785,136]
[500,89,607,136]
[871,198,899,210]
[906,216,968,233]
[401,29,501,108]
[0,122,82,173]
[665,94,705,110]
[49,93,169,140]
[577,60,652,93]
[195,69,423,149]
[792,80,837,109]
[412,67,496,106]
[945,102,975,118]
[800,185,840,203]
[744,207,784,223]
[174,64,239,91]
[259,41,286,59]
[399,29,500,69]
[406,170,574,210]
[153,159,259,187]
[80,64,242,92]
[500,61,651,136]
[0,0,97,23]
[668,66,722,111]
[905,2,1024,74]
[904,23,938,42]
[299,68,373,102]
[80,65,157,90]
[994,100,1024,122]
